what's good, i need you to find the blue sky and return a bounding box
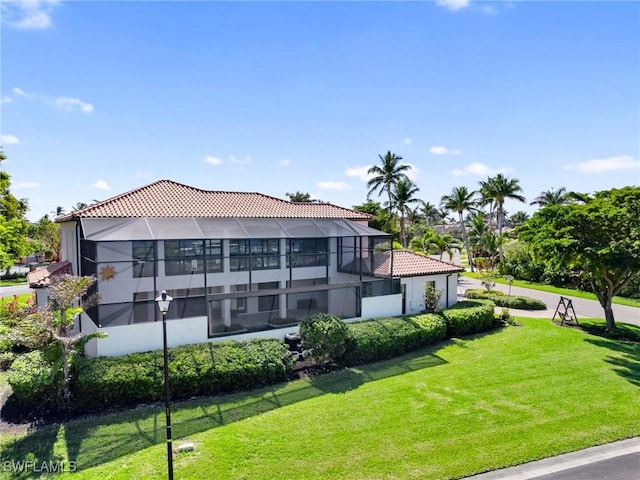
[2,0,639,222]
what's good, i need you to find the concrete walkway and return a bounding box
[458,276,640,326]
[466,437,640,480]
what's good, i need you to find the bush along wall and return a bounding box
[464,289,547,310]
[340,313,447,366]
[440,300,496,337]
[72,338,296,411]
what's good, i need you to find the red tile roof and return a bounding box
[374,250,464,277]
[56,180,371,221]
[26,260,73,288]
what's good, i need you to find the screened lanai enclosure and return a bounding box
[77,217,399,337]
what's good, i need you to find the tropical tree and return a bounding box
[479,174,526,245]
[389,179,421,247]
[22,275,103,406]
[30,215,62,261]
[467,211,490,258]
[53,206,66,217]
[366,151,411,215]
[286,191,315,202]
[519,187,640,332]
[441,186,477,271]
[529,187,569,207]
[509,210,530,227]
[352,200,398,238]
[422,231,462,261]
[420,201,440,226]
[0,149,31,271]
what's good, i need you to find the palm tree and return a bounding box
[367,151,411,215]
[440,186,478,271]
[467,211,490,258]
[508,210,530,227]
[479,174,526,241]
[286,191,315,202]
[389,179,421,247]
[420,201,440,226]
[529,187,569,207]
[422,231,462,261]
[53,206,65,217]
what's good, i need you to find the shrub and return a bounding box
[72,338,295,411]
[441,300,495,337]
[341,314,447,365]
[299,313,349,364]
[423,283,443,313]
[465,289,546,310]
[7,350,58,404]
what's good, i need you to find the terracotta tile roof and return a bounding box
[26,260,73,288]
[374,250,464,277]
[56,180,371,221]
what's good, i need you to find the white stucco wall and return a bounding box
[401,272,460,315]
[361,293,403,319]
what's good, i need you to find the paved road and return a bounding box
[0,283,33,299]
[458,276,640,327]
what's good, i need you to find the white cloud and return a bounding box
[345,165,374,182]
[404,137,413,145]
[436,0,471,11]
[230,155,251,165]
[451,162,513,176]
[562,155,640,173]
[55,97,94,113]
[204,156,222,165]
[13,182,40,189]
[13,87,33,98]
[279,159,291,167]
[430,146,461,155]
[2,0,59,30]
[316,181,352,190]
[1,134,21,145]
[404,163,420,182]
[92,180,111,191]
[1,96,12,104]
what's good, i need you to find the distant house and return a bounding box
[53,180,462,357]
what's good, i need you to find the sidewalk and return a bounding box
[466,437,640,479]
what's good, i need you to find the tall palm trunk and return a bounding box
[459,212,474,272]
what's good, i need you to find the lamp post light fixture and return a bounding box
[155,290,174,480]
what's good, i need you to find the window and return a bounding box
[229,239,280,271]
[133,240,155,278]
[258,281,279,312]
[164,239,222,276]
[286,238,328,268]
[80,240,97,277]
[230,284,248,313]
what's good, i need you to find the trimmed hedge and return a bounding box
[465,289,547,310]
[72,338,296,410]
[441,300,496,337]
[341,314,447,365]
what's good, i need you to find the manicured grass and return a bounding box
[0,278,27,287]
[2,318,639,479]
[463,272,640,308]
[0,293,34,304]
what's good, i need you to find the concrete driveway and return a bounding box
[458,276,640,327]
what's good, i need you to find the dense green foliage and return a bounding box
[299,313,349,364]
[441,300,496,337]
[465,289,547,310]
[519,186,640,330]
[7,350,58,404]
[341,313,447,365]
[73,338,295,410]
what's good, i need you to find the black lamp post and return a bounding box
[155,290,174,480]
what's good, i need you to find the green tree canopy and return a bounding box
[366,151,411,214]
[286,191,316,202]
[519,186,640,331]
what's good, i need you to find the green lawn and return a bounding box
[2,318,639,479]
[0,278,27,287]
[462,272,640,308]
[0,293,34,304]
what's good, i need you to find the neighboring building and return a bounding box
[53,180,462,357]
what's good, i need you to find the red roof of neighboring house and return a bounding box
[26,261,73,288]
[374,250,464,277]
[56,180,371,221]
